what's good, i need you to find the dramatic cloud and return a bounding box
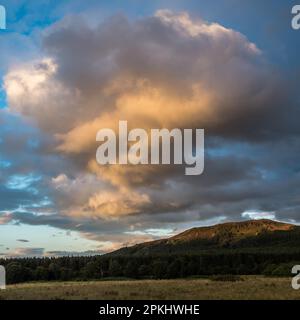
[1,10,300,254]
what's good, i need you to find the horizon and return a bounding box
[1,217,298,259]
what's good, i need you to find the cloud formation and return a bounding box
[2,10,300,254]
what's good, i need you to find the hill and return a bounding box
[109,219,300,256]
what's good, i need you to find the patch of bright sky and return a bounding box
[241,211,300,226]
[126,228,175,237]
[241,210,276,220]
[5,195,53,213]
[5,173,41,190]
[0,223,100,254]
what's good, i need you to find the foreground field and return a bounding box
[0,276,299,300]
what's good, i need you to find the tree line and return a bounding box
[0,251,299,284]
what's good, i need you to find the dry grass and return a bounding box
[0,276,299,300]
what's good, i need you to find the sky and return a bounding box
[0,0,300,257]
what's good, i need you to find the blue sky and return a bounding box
[1,0,300,257]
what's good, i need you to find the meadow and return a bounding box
[0,276,299,300]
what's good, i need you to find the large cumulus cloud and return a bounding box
[2,10,300,251]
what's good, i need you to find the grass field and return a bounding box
[0,276,299,300]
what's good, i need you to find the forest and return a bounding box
[0,251,298,284]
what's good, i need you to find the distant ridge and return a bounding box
[169,219,294,242]
[108,219,299,256]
